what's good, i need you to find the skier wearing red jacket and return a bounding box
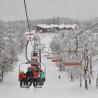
[33,69,39,87]
[19,71,26,87]
[34,70,39,78]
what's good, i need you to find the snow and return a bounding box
[0,33,98,98]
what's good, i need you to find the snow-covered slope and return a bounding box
[0,33,98,98]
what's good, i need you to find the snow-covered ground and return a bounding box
[0,33,98,98]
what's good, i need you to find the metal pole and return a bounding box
[25,40,31,63]
[39,49,41,68]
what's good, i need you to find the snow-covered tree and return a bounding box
[0,21,26,82]
[50,25,96,89]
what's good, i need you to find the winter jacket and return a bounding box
[34,71,39,78]
[19,73,26,80]
[26,71,34,78]
[39,71,45,78]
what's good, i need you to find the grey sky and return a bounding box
[0,0,98,21]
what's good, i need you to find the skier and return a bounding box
[19,71,26,87]
[33,69,39,87]
[39,70,45,85]
[26,67,34,87]
[96,73,98,88]
[58,75,61,79]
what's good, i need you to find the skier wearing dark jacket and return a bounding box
[26,68,34,86]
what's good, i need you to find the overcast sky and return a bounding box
[0,0,98,21]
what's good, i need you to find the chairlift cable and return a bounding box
[23,0,31,40]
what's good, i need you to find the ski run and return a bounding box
[0,33,98,98]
